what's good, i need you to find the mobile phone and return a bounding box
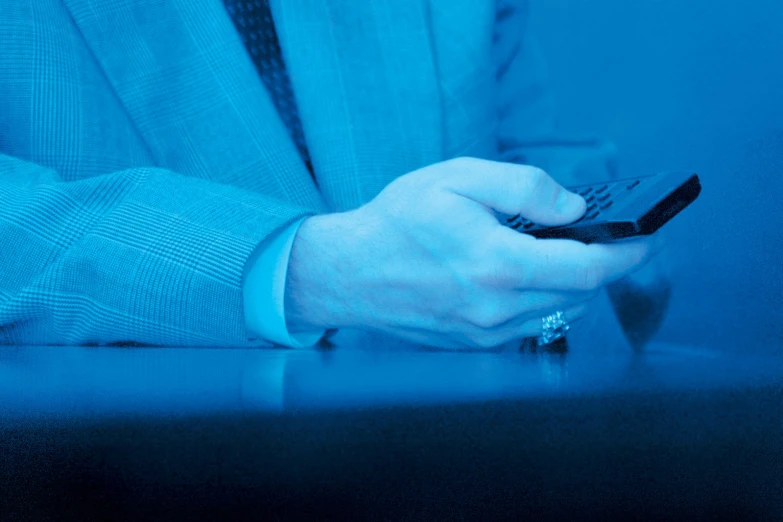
[502,171,701,243]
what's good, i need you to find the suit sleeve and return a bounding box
[0,153,318,346]
[492,0,619,187]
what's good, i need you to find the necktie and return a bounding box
[223,0,313,174]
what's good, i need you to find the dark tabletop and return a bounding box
[1,329,781,521]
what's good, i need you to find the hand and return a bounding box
[285,157,661,349]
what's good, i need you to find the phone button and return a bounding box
[595,185,609,194]
[600,200,613,210]
[579,187,593,196]
[626,179,641,190]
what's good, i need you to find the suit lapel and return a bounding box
[63,0,447,212]
[272,0,444,211]
[62,0,325,210]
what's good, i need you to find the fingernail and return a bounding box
[556,191,583,214]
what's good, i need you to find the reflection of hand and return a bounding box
[607,246,673,350]
[285,158,661,349]
[555,142,671,350]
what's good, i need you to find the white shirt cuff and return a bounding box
[243,217,326,348]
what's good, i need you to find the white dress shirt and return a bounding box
[243,218,326,348]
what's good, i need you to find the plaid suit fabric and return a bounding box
[0,0,611,346]
[0,1,320,346]
[0,159,315,346]
[223,0,314,174]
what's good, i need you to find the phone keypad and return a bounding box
[504,177,645,232]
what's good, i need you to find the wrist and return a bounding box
[283,210,362,333]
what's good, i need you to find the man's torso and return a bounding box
[0,0,506,211]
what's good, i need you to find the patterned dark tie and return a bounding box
[223,0,313,174]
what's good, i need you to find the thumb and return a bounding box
[445,158,586,226]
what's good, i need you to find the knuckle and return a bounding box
[521,166,550,195]
[448,156,481,170]
[470,257,511,287]
[574,263,603,291]
[467,304,504,330]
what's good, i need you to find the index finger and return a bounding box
[500,232,659,292]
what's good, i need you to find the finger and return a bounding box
[498,233,658,291]
[475,302,592,349]
[445,158,586,226]
[463,288,599,330]
[514,302,591,340]
[500,288,598,328]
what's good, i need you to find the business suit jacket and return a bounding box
[0,0,614,346]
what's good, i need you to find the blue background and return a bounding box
[531,0,783,351]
